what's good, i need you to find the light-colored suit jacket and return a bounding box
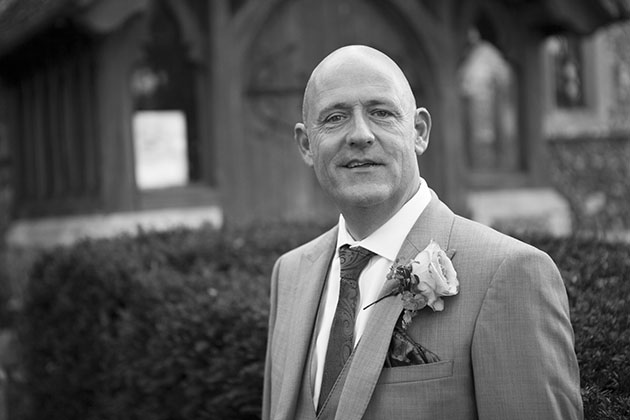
[262,193,583,420]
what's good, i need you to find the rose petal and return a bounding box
[428,297,444,311]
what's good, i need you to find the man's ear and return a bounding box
[294,122,314,167]
[414,107,431,156]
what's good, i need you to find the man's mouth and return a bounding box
[345,160,378,169]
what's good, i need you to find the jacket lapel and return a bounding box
[275,228,337,420]
[335,192,456,420]
[398,191,456,262]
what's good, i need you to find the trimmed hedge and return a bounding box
[523,235,630,419]
[19,223,327,420]
[16,224,630,420]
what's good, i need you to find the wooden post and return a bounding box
[96,15,148,212]
[520,33,548,186]
[207,0,236,224]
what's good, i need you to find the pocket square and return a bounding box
[385,327,440,368]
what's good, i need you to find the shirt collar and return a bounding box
[336,178,432,262]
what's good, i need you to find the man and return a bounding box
[262,45,583,420]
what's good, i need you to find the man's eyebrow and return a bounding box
[315,98,401,120]
[364,98,400,109]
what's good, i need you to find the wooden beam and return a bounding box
[166,0,206,63]
[233,0,285,52]
[77,0,151,34]
[529,0,630,35]
[387,0,450,57]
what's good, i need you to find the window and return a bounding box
[131,0,200,191]
[460,27,522,174]
[548,36,585,109]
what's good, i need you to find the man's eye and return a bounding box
[325,114,344,123]
[372,110,393,118]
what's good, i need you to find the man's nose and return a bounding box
[346,113,375,146]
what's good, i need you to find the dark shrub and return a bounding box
[523,235,630,420]
[16,224,630,420]
[19,223,329,420]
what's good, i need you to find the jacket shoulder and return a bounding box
[276,225,338,264]
[449,215,553,263]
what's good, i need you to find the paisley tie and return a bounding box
[319,244,375,411]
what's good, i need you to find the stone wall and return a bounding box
[548,133,630,236]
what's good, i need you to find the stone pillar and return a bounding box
[0,80,13,309]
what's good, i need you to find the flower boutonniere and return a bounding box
[366,240,459,327]
[389,240,459,330]
[365,240,459,366]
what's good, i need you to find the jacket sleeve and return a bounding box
[471,249,583,420]
[262,256,282,420]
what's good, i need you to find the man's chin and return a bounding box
[335,188,390,209]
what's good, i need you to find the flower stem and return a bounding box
[362,290,397,310]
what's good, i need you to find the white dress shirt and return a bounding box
[311,179,432,407]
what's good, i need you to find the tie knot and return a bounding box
[339,245,374,281]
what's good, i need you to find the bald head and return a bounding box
[301,45,416,124]
[293,45,432,238]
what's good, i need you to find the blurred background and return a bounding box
[0,1,629,418]
[1,0,630,305]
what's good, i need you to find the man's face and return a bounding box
[296,54,429,214]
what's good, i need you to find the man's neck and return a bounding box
[342,211,388,241]
[341,184,421,241]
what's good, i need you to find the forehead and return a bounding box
[308,60,407,113]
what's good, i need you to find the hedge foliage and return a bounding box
[17,224,630,420]
[525,235,630,419]
[19,223,327,420]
